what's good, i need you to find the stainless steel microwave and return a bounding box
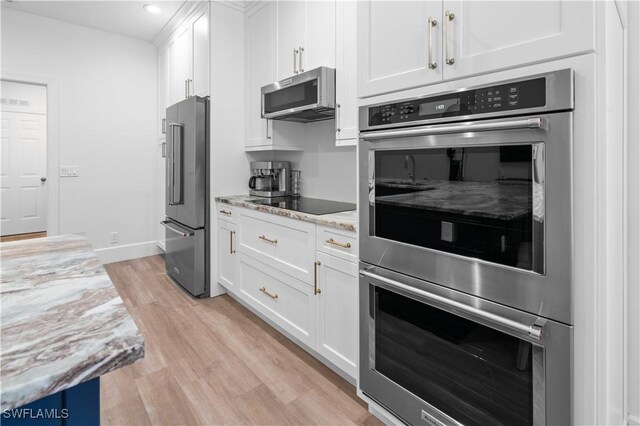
[261,66,335,122]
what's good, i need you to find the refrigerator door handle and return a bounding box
[168,122,183,205]
[161,220,194,237]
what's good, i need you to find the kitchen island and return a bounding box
[0,234,144,425]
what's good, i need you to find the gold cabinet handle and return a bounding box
[219,209,232,216]
[314,261,321,295]
[445,11,455,65]
[259,235,278,244]
[230,230,236,254]
[326,238,351,249]
[427,17,438,70]
[259,286,278,300]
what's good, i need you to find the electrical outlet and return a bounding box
[110,232,119,244]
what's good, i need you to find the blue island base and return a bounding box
[3,378,100,426]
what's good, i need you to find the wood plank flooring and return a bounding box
[102,255,382,426]
[1,231,46,242]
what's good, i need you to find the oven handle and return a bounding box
[361,117,544,141]
[360,269,543,340]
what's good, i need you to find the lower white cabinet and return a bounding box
[216,204,359,379]
[217,219,238,289]
[315,251,359,378]
[239,253,315,348]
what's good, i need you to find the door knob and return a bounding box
[40,177,47,182]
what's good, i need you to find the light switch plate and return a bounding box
[60,166,79,177]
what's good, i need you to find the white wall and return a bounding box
[248,120,357,203]
[626,1,640,423]
[1,8,158,262]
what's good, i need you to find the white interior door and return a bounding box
[0,81,48,236]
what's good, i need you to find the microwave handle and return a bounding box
[362,117,544,141]
[359,269,544,340]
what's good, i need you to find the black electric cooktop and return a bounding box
[249,197,356,216]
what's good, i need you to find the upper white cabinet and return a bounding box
[442,1,594,80]
[163,8,210,108]
[157,49,168,140]
[357,1,443,98]
[275,1,335,80]
[335,0,358,145]
[357,0,594,98]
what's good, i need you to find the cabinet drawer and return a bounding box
[239,211,316,284]
[239,254,314,347]
[316,226,358,262]
[216,204,236,223]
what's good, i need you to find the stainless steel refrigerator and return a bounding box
[161,96,209,297]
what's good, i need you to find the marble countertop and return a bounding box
[375,180,532,220]
[215,195,357,232]
[0,234,144,410]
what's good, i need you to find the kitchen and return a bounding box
[0,1,638,425]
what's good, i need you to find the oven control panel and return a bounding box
[368,77,547,127]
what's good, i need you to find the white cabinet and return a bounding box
[167,25,192,106]
[442,1,594,80]
[156,142,166,250]
[217,219,238,289]
[216,205,359,379]
[245,2,305,151]
[315,251,359,379]
[157,49,168,139]
[191,11,209,97]
[357,1,443,98]
[164,8,209,107]
[357,0,595,98]
[275,0,335,80]
[335,0,358,145]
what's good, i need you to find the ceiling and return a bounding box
[1,1,187,42]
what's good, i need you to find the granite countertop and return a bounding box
[375,180,533,221]
[215,195,357,232]
[0,234,144,410]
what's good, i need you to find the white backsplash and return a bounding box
[247,120,357,204]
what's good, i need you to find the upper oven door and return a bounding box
[359,112,572,324]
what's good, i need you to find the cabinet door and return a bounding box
[315,252,358,379]
[246,2,276,147]
[218,220,237,289]
[302,0,335,73]
[158,48,168,139]
[157,141,166,250]
[167,25,192,106]
[442,1,595,80]
[335,0,357,145]
[191,10,209,97]
[276,0,304,80]
[357,0,443,98]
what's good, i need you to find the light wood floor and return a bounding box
[0,231,46,243]
[102,255,382,426]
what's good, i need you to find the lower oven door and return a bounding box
[359,264,572,426]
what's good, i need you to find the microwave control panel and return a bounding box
[368,77,547,126]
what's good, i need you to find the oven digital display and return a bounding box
[419,99,459,116]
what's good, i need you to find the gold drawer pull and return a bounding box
[219,209,232,215]
[259,235,278,244]
[326,238,351,249]
[314,261,321,295]
[259,286,278,300]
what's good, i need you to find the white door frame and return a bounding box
[1,72,60,236]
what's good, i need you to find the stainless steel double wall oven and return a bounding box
[358,70,574,425]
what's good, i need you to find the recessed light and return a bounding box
[143,4,162,14]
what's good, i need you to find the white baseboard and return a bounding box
[96,240,163,264]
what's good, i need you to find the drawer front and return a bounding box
[239,211,316,284]
[216,204,236,223]
[239,254,315,347]
[316,226,358,262]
